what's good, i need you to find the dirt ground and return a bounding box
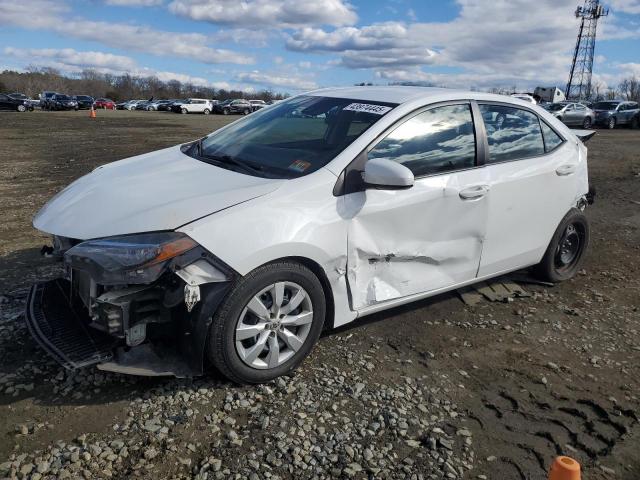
[0,110,639,480]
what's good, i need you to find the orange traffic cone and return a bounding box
[548,456,581,480]
[90,107,96,119]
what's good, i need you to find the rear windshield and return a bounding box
[196,95,397,179]
[593,102,619,110]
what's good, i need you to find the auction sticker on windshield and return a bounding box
[343,103,393,115]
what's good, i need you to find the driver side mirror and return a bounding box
[363,157,414,190]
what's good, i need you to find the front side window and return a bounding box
[368,104,476,177]
[198,95,396,178]
[479,104,545,163]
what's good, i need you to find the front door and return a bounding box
[344,102,489,310]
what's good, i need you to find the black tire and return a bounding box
[223,108,230,115]
[17,104,26,112]
[582,116,592,129]
[203,108,210,115]
[607,117,616,129]
[631,116,639,130]
[243,109,250,115]
[181,107,188,114]
[207,261,326,384]
[533,208,590,283]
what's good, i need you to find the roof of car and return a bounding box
[308,86,466,104]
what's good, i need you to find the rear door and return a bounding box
[344,102,490,309]
[476,103,580,276]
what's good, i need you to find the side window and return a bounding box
[540,121,564,153]
[0,94,7,100]
[565,104,575,111]
[479,104,545,163]
[368,104,476,177]
[576,104,586,111]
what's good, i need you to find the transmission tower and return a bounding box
[565,0,608,100]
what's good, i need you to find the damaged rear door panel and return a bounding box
[344,170,489,309]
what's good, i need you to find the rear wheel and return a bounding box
[607,117,616,129]
[17,104,26,112]
[207,261,326,384]
[203,108,210,115]
[223,108,230,115]
[243,109,250,115]
[533,208,590,282]
[582,116,592,129]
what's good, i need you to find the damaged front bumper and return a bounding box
[25,238,235,377]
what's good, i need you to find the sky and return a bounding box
[0,0,639,94]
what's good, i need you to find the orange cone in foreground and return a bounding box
[90,107,96,118]
[548,456,581,480]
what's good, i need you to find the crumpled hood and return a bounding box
[34,145,283,240]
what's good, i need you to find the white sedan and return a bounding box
[29,87,594,383]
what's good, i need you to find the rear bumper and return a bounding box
[26,279,116,369]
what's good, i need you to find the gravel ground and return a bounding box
[0,110,639,480]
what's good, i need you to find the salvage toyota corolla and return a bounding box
[28,87,595,383]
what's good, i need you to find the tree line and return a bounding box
[0,67,290,102]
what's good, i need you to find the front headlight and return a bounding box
[65,232,197,284]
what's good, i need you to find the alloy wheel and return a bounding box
[235,282,313,370]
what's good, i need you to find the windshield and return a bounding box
[546,103,565,111]
[593,102,619,110]
[196,95,396,179]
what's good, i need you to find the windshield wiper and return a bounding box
[195,139,263,176]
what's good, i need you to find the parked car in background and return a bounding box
[172,98,213,114]
[29,87,594,383]
[94,98,116,110]
[0,93,33,111]
[8,93,38,109]
[158,99,182,111]
[511,94,537,104]
[592,100,640,129]
[117,100,140,110]
[214,99,252,115]
[249,100,267,111]
[40,91,58,110]
[74,95,95,110]
[135,100,152,111]
[543,102,595,128]
[146,100,171,111]
[50,94,78,111]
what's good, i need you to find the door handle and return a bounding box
[556,164,577,176]
[459,185,490,200]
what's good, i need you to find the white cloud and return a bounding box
[168,0,357,28]
[0,0,252,65]
[105,0,163,6]
[235,70,318,90]
[609,0,640,14]
[4,47,138,72]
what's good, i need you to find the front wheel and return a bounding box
[17,104,26,112]
[243,109,250,115]
[203,108,210,115]
[181,107,188,114]
[533,208,590,282]
[223,108,230,115]
[607,117,616,129]
[582,116,592,129]
[207,261,326,384]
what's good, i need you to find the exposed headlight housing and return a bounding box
[64,232,197,285]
